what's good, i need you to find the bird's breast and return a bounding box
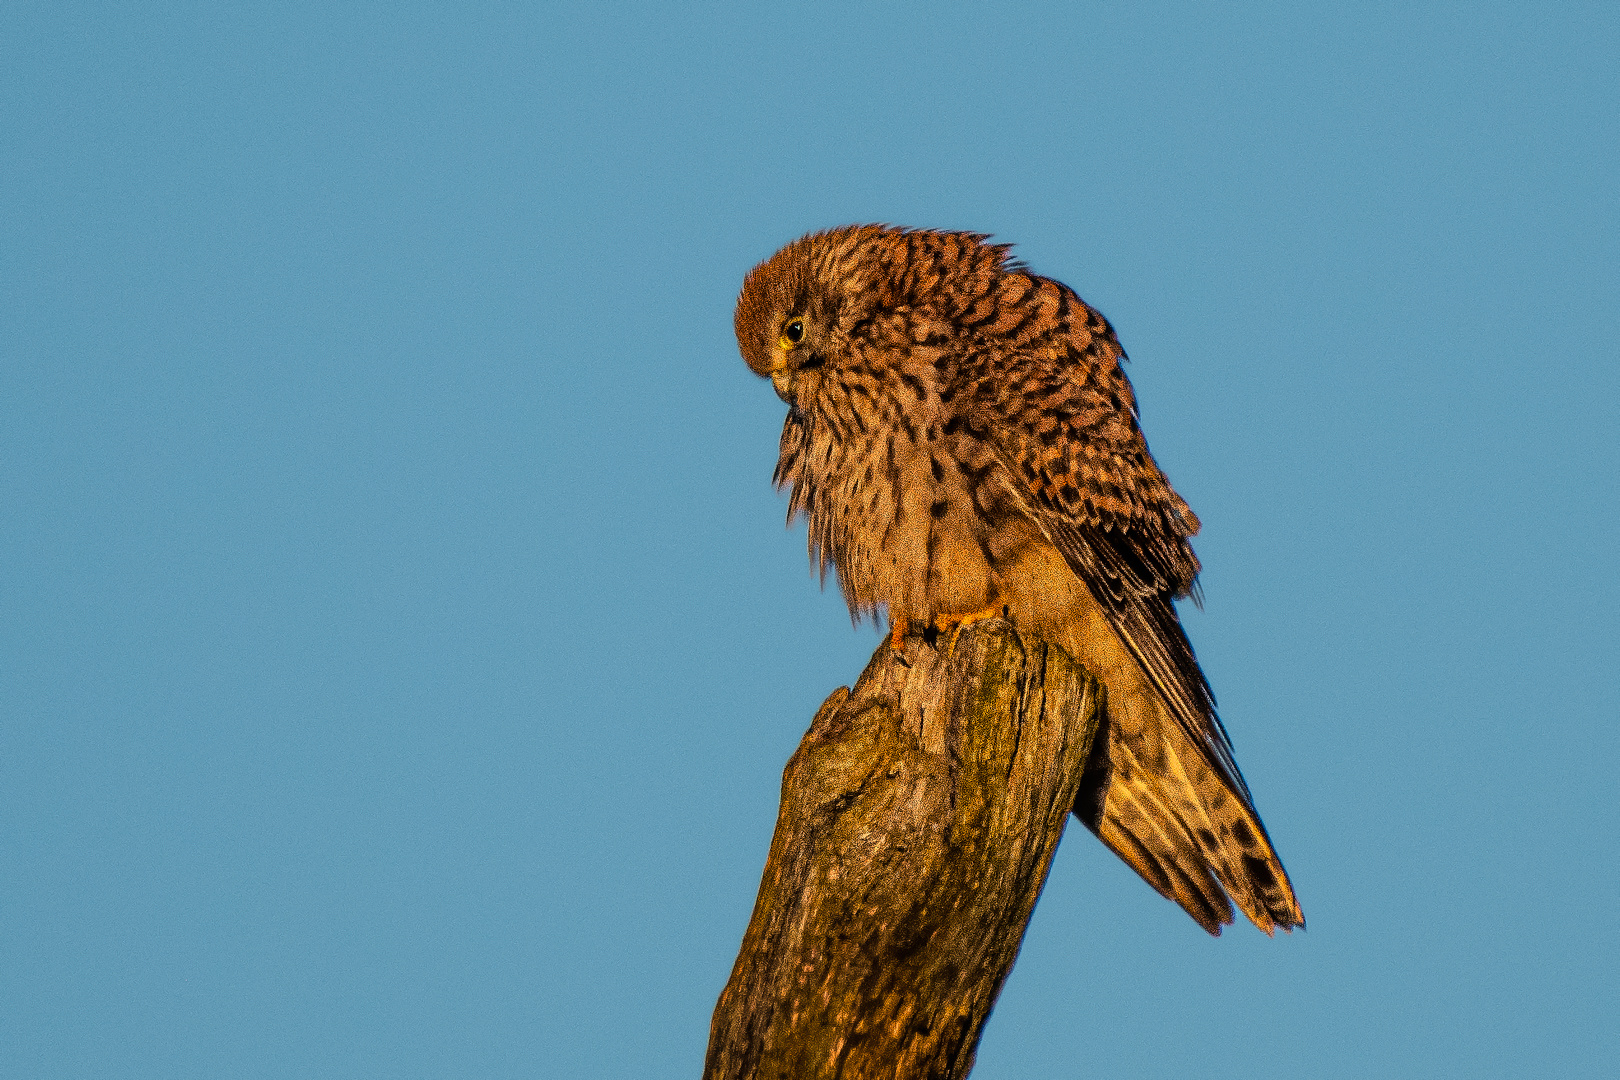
[791,366,1026,623]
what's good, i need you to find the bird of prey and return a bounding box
[735,225,1302,935]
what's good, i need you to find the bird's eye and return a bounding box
[782,319,805,346]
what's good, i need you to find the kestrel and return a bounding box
[735,225,1302,935]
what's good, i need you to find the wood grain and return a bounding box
[704,619,1101,1080]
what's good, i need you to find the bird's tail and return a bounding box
[1073,695,1303,935]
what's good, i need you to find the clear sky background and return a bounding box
[4,3,1616,1078]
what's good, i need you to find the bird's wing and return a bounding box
[977,280,1302,933]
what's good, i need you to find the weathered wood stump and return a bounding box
[704,619,1102,1080]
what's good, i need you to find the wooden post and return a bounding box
[704,619,1102,1080]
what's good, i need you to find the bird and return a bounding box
[735,224,1302,936]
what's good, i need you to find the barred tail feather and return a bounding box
[1076,706,1303,936]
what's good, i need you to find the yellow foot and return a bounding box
[888,614,910,651]
[933,605,1003,650]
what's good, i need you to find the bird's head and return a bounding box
[734,230,849,404]
[735,225,1015,404]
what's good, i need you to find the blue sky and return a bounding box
[3,3,1616,1077]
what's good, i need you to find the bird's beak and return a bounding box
[769,364,794,403]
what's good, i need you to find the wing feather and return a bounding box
[978,280,1302,933]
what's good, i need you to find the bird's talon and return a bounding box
[935,605,1002,651]
[888,615,909,652]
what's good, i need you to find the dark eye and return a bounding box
[783,319,805,344]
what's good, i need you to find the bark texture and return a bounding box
[704,619,1102,1080]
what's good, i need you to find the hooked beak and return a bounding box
[767,351,820,403]
[768,362,794,403]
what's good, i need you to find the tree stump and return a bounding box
[704,619,1102,1080]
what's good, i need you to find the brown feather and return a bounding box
[736,226,1303,935]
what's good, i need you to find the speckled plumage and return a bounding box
[736,225,1302,935]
